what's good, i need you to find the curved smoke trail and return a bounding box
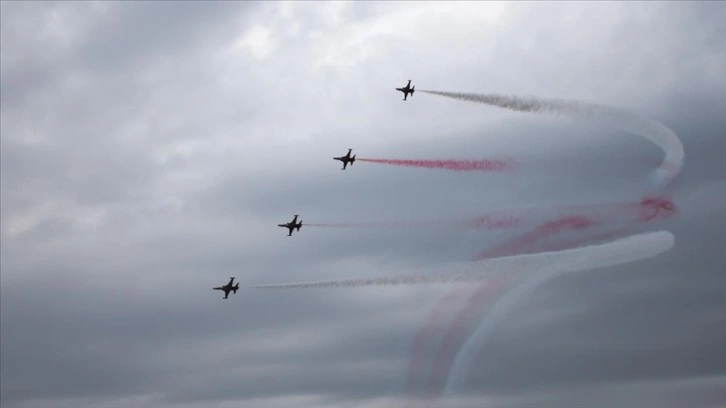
[417,91,685,399]
[470,198,676,260]
[442,233,675,394]
[419,90,684,188]
[250,231,674,289]
[421,276,514,406]
[421,218,652,399]
[404,287,465,407]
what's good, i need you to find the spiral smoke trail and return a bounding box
[307,197,674,233]
[416,90,685,398]
[442,231,674,395]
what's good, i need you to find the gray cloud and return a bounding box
[2,2,725,408]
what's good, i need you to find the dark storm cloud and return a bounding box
[2,2,725,408]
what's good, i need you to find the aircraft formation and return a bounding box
[214,80,414,299]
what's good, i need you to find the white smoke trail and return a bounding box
[442,230,675,395]
[420,91,684,188]
[419,90,685,399]
[250,231,673,290]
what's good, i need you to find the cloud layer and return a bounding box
[2,2,725,407]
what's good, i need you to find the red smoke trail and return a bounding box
[471,196,676,260]
[461,196,675,232]
[404,288,464,408]
[358,157,515,172]
[418,225,635,407]
[474,215,598,260]
[422,276,513,405]
[307,198,675,402]
[413,217,622,399]
[306,197,674,235]
[636,197,677,221]
[420,196,676,403]
[419,228,630,407]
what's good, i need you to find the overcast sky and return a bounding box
[2,2,725,408]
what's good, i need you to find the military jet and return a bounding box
[333,149,356,170]
[213,277,239,299]
[278,214,302,236]
[395,80,415,101]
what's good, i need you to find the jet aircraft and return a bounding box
[278,214,302,236]
[213,277,239,299]
[333,149,356,170]
[395,80,415,101]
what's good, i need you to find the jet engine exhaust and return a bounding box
[250,231,674,289]
[306,196,675,233]
[357,157,515,172]
[304,221,448,229]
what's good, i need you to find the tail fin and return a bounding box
[411,86,415,95]
[233,283,239,294]
[351,155,356,164]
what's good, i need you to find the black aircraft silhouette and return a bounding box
[213,277,239,299]
[278,214,302,236]
[333,148,356,170]
[395,80,415,101]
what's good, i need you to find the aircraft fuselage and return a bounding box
[214,278,238,299]
[278,215,302,236]
[395,80,415,101]
[333,149,356,170]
